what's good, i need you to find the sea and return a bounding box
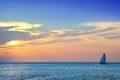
[0,62,120,80]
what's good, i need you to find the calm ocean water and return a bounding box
[0,62,120,80]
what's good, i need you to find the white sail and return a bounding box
[100,53,107,64]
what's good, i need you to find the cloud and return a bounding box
[98,33,120,39]
[0,21,42,34]
[0,21,47,48]
[50,29,81,37]
[48,22,120,45]
[0,21,49,46]
[0,21,120,49]
[82,22,120,34]
[82,22,120,29]
[0,30,50,44]
[50,22,120,38]
[82,22,120,39]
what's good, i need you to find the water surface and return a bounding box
[0,62,120,80]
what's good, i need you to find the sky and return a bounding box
[0,0,120,62]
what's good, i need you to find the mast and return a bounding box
[100,53,107,64]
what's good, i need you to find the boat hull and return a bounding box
[99,62,107,64]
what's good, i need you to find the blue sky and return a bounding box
[0,0,120,30]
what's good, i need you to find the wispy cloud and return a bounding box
[0,21,120,49]
[0,21,42,34]
[82,22,120,39]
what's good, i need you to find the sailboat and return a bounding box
[99,53,107,64]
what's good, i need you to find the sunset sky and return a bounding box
[0,0,120,62]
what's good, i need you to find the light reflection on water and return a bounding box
[0,62,120,80]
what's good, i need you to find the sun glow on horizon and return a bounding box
[5,40,24,46]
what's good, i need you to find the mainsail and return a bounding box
[100,53,107,64]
